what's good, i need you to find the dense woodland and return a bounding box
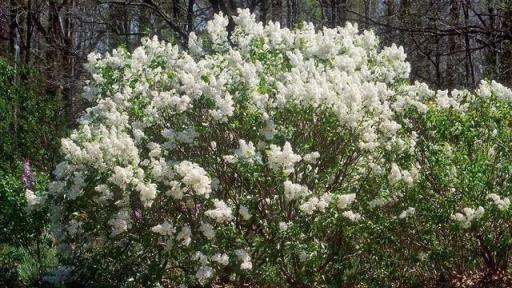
[1,1,512,287]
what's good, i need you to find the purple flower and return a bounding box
[21,159,34,190]
[131,208,143,221]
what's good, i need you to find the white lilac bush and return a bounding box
[46,9,512,287]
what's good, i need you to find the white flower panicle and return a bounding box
[199,222,215,239]
[234,139,258,163]
[205,200,233,223]
[342,210,362,222]
[303,151,320,163]
[235,249,252,270]
[487,193,510,210]
[388,163,402,184]
[107,210,131,237]
[192,252,213,284]
[151,220,176,236]
[451,207,485,229]
[175,161,212,197]
[238,205,252,220]
[108,166,133,190]
[279,222,289,231]
[267,142,302,174]
[136,181,157,207]
[300,193,332,215]
[176,225,192,246]
[26,189,42,209]
[211,253,229,266]
[398,207,416,219]
[388,163,415,184]
[337,194,357,210]
[283,180,310,201]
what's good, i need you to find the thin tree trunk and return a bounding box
[363,0,370,30]
[262,0,272,23]
[287,0,292,27]
[330,0,336,27]
[25,0,32,64]
[447,0,460,87]
[339,0,347,25]
[187,0,194,33]
[463,0,475,86]
[9,0,18,59]
[385,0,395,45]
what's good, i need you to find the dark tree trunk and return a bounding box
[25,0,32,64]
[8,0,18,59]
[187,0,194,33]
[462,0,475,86]
[447,0,461,87]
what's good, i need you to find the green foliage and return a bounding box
[0,162,49,246]
[0,243,58,286]
[0,58,65,170]
[0,162,55,285]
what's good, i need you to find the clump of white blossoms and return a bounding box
[398,207,416,219]
[451,207,485,229]
[487,193,510,210]
[267,142,302,175]
[337,193,357,209]
[25,189,42,209]
[205,199,233,223]
[48,8,512,287]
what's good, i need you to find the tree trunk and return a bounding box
[363,0,370,30]
[462,0,475,86]
[384,0,395,45]
[262,0,273,23]
[25,0,32,64]
[8,0,18,60]
[447,0,461,87]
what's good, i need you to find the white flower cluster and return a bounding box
[192,252,213,284]
[199,222,215,239]
[337,194,357,209]
[151,220,175,236]
[283,180,311,201]
[388,163,415,185]
[109,166,133,190]
[176,225,192,246]
[107,210,131,236]
[211,253,229,266]
[238,205,252,220]
[398,207,416,219]
[299,193,332,215]
[451,207,485,229]
[342,210,362,222]
[267,142,302,175]
[25,189,42,209]
[303,151,320,163]
[478,80,512,101]
[487,193,510,210]
[174,161,212,197]
[136,181,157,207]
[235,249,252,270]
[336,194,360,222]
[224,139,258,163]
[205,200,233,223]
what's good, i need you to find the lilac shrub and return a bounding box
[47,9,512,287]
